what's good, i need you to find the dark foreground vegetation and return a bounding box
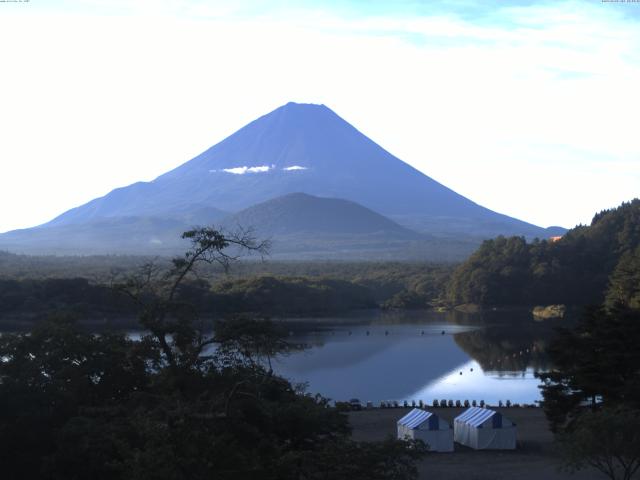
[0,228,427,480]
[536,304,640,480]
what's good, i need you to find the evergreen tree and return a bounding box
[447,199,640,307]
[559,407,640,480]
[606,247,640,310]
[537,306,640,432]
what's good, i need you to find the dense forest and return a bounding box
[0,254,452,328]
[0,276,374,329]
[446,199,640,307]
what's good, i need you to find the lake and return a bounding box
[274,309,557,405]
[0,308,558,406]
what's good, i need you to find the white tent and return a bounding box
[397,408,454,452]
[454,407,516,450]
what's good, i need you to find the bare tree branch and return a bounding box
[112,225,270,369]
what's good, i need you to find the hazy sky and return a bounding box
[1,0,639,233]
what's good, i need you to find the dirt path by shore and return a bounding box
[349,407,603,480]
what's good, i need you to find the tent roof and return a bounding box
[397,409,433,429]
[455,407,498,427]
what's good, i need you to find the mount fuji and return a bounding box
[0,102,563,258]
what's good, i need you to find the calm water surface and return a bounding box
[274,310,555,405]
[1,309,556,405]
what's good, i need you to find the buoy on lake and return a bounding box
[385,330,389,336]
[421,330,425,335]
[441,330,445,335]
[366,331,370,335]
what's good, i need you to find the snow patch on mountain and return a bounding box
[283,165,307,171]
[209,165,274,174]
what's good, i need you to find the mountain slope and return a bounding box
[218,193,448,259]
[43,102,556,238]
[0,102,565,257]
[0,217,193,255]
[222,193,418,237]
[0,195,479,260]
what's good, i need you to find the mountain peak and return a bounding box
[24,102,555,246]
[282,101,328,109]
[265,101,338,125]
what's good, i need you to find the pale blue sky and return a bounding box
[1,0,638,232]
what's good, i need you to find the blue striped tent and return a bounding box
[454,407,516,450]
[397,409,453,452]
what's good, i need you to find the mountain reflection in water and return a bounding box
[273,310,556,404]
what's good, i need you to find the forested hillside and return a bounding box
[446,199,640,307]
[0,262,453,328]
